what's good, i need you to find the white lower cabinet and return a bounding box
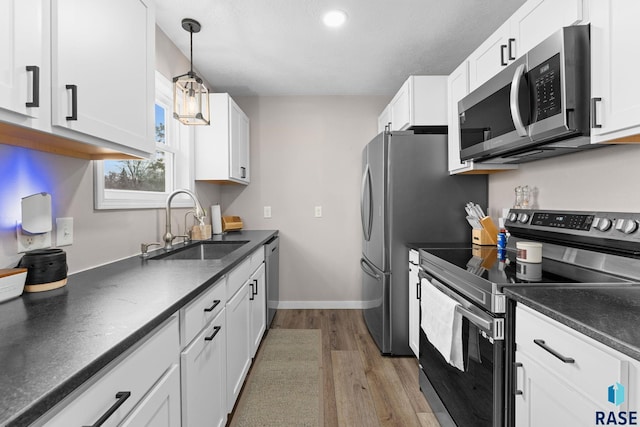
[226,278,252,412]
[408,249,420,358]
[41,316,180,426]
[514,304,638,426]
[225,247,266,412]
[249,263,266,358]
[119,364,181,427]
[181,308,227,427]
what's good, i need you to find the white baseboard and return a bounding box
[275,301,366,309]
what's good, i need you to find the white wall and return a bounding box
[221,96,387,308]
[488,144,640,217]
[0,27,221,272]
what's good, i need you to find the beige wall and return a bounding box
[222,96,387,307]
[0,27,221,272]
[488,144,640,219]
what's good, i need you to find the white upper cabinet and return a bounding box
[468,22,512,92]
[195,93,251,185]
[377,104,391,134]
[0,0,49,129]
[379,76,447,132]
[50,0,155,158]
[447,61,517,174]
[468,0,586,91]
[590,0,640,143]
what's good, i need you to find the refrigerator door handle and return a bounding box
[360,164,373,241]
[360,257,381,280]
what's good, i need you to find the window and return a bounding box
[94,72,193,209]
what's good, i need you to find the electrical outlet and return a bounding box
[264,206,272,218]
[16,223,52,253]
[56,217,74,246]
[314,206,322,218]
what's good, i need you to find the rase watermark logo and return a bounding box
[596,382,637,425]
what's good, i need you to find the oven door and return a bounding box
[419,273,505,427]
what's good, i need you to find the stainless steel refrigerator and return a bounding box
[360,130,487,355]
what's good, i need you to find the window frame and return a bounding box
[94,72,194,210]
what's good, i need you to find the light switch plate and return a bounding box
[56,217,74,246]
[264,206,272,218]
[314,206,322,218]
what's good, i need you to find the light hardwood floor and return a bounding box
[229,309,441,427]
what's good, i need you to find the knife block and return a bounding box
[472,217,498,245]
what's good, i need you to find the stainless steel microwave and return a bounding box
[458,25,593,164]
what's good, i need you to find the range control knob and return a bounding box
[615,219,639,234]
[508,213,518,223]
[518,213,530,224]
[595,217,612,232]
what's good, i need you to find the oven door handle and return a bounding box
[422,271,504,340]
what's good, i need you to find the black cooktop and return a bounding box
[423,246,628,286]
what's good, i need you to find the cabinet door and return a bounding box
[226,282,251,412]
[50,0,154,156]
[509,0,585,60]
[468,22,511,91]
[591,0,640,143]
[408,258,420,358]
[514,352,604,427]
[389,79,410,131]
[377,104,390,134]
[249,263,266,358]
[119,364,181,427]
[181,310,227,427]
[0,0,47,125]
[229,97,250,183]
[447,61,470,173]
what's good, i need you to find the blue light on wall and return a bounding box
[0,146,55,231]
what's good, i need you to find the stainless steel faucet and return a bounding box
[163,189,206,249]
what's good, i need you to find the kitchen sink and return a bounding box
[150,241,250,260]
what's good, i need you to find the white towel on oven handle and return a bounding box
[420,278,464,371]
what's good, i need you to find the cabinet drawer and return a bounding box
[227,247,264,300]
[181,277,226,347]
[43,316,179,426]
[516,305,628,404]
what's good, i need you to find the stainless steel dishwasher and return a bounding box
[264,236,279,328]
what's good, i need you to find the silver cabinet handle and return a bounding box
[513,362,523,396]
[534,339,575,363]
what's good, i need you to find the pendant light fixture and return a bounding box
[173,18,210,125]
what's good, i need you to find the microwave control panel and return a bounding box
[530,53,561,121]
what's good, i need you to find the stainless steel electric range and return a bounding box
[417,209,640,427]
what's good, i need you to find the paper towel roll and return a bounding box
[211,204,223,234]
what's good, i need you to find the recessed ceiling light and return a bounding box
[323,10,347,28]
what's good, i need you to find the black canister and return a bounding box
[18,249,68,289]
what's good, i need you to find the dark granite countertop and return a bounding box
[505,285,640,361]
[0,230,277,427]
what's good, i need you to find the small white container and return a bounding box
[0,268,27,303]
[516,241,543,263]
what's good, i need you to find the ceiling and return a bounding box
[155,0,527,97]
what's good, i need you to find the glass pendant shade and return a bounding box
[173,71,210,125]
[172,18,210,125]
